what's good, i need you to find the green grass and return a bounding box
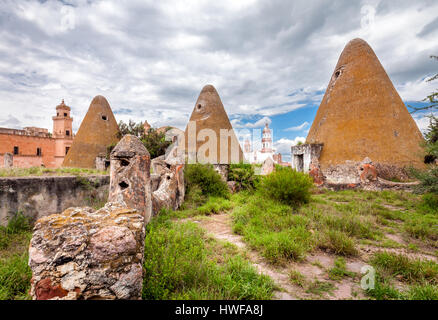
[0,167,107,177]
[370,252,438,284]
[329,257,356,280]
[142,213,275,300]
[366,252,438,300]
[231,195,314,264]
[0,212,32,300]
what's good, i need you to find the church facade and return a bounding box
[244,122,288,165]
[0,100,74,168]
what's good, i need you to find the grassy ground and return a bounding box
[0,167,107,177]
[143,213,275,299]
[0,213,32,300]
[226,189,438,299]
[1,186,437,300]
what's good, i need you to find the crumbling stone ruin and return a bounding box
[261,157,275,176]
[3,152,12,168]
[29,203,145,300]
[293,38,425,188]
[63,95,120,169]
[28,134,185,300]
[108,135,152,224]
[150,145,185,216]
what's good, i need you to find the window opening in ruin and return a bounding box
[120,159,130,167]
[119,181,129,189]
[65,147,70,155]
[66,130,70,136]
[13,146,19,155]
[64,113,67,117]
[197,104,202,110]
[102,115,107,121]
[424,155,436,164]
[37,148,42,156]
[296,154,304,172]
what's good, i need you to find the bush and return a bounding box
[410,166,438,194]
[228,163,259,191]
[418,193,438,214]
[184,164,229,198]
[258,168,313,206]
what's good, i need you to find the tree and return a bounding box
[409,55,437,113]
[107,120,172,159]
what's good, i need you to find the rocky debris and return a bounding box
[29,202,145,300]
[261,157,275,175]
[151,155,166,175]
[95,153,109,171]
[108,135,152,224]
[227,181,240,194]
[308,157,325,186]
[150,144,185,216]
[358,158,378,183]
[4,153,13,168]
[214,164,229,181]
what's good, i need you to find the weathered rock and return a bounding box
[309,157,325,186]
[358,158,378,183]
[95,153,109,171]
[4,153,13,168]
[227,181,240,194]
[29,202,145,300]
[214,164,229,181]
[108,135,152,223]
[261,157,275,175]
[152,163,184,216]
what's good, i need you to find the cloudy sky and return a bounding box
[0,0,437,160]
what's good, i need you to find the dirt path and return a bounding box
[187,214,298,300]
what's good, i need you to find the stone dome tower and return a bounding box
[62,95,120,168]
[306,38,425,171]
[184,85,243,164]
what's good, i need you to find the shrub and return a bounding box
[184,164,229,198]
[228,163,260,191]
[418,193,438,214]
[410,166,438,194]
[258,168,313,206]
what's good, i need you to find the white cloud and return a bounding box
[274,137,306,154]
[284,121,309,132]
[0,0,437,133]
[231,116,272,129]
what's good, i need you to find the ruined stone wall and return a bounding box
[0,175,109,226]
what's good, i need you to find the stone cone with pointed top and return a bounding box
[306,38,425,171]
[63,95,120,168]
[185,85,244,164]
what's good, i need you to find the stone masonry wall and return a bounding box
[0,175,109,226]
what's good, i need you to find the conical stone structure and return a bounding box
[63,95,120,168]
[184,85,243,164]
[306,38,425,170]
